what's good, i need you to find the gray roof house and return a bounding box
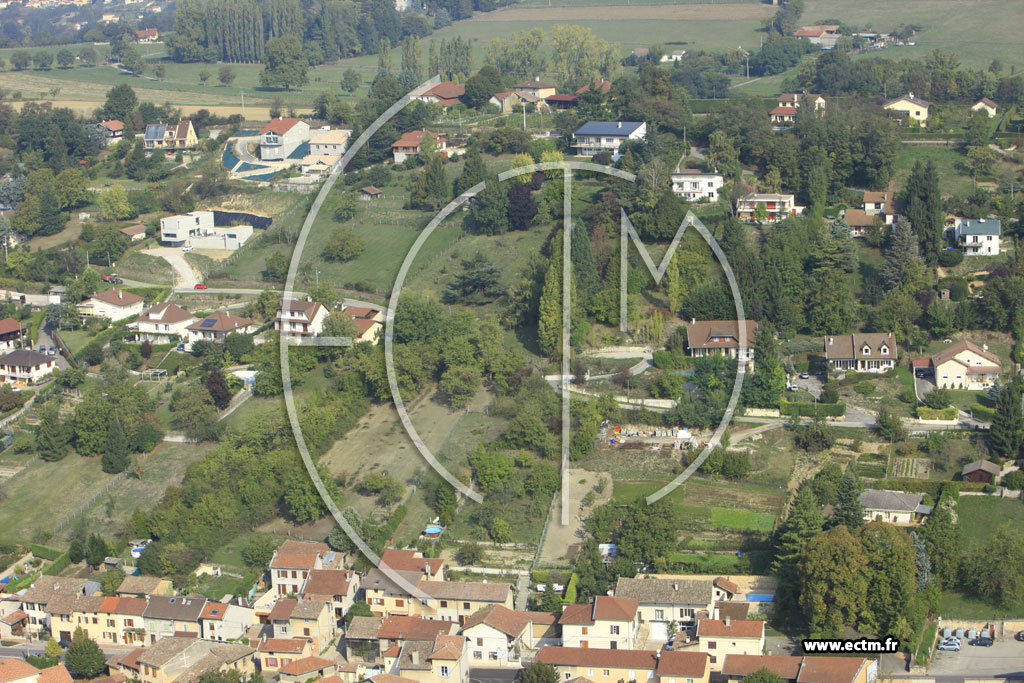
[953,218,1001,255]
[859,489,932,526]
[613,577,715,634]
[572,121,647,157]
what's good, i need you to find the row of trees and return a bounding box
[168,0,432,66]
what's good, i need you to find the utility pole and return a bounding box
[1007,181,1022,202]
[522,99,526,132]
[240,91,245,119]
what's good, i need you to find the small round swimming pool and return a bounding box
[424,525,443,534]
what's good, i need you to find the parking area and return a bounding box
[928,638,1024,678]
[789,373,823,398]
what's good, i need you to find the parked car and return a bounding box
[1015,630,1024,642]
[47,345,56,355]
[970,636,994,647]
[194,283,208,289]
[937,638,960,652]
[37,344,46,353]
[799,372,810,379]
[182,244,194,252]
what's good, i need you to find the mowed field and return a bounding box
[431,2,775,62]
[803,0,1023,70]
[0,441,213,541]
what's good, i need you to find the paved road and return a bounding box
[36,326,71,371]
[234,136,260,164]
[143,247,199,288]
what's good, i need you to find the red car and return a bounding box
[194,283,208,290]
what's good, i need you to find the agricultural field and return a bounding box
[432,3,774,66]
[802,0,1023,71]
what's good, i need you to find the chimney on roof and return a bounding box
[534,77,539,82]
[828,337,833,346]
[724,616,731,627]
[617,121,622,128]
[690,319,695,325]
[983,344,989,351]
[410,651,419,665]
[673,583,678,591]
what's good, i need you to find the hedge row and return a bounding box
[780,399,846,417]
[971,404,996,422]
[28,544,64,561]
[872,479,989,496]
[563,572,578,604]
[43,553,70,576]
[374,505,407,546]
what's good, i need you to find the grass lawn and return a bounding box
[709,507,775,532]
[957,496,1024,551]
[803,0,1023,71]
[893,144,974,197]
[70,441,217,540]
[58,330,96,356]
[116,250,174,286]
[0,454,112,541]
[940,590,1024,619]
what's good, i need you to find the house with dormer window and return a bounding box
[686,320,758,372]
[825,333,897,373]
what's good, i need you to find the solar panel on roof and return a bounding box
[201,319,217,327]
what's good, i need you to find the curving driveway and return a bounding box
[142,247,200,288]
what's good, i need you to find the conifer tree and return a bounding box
[101,418,130,474]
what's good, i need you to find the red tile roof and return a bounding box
[797,657,869,682]
[592,595,638,621]
[656,651,709,677]
[696,618,764,639]
[200,601,228,620]
[186,311,255,333]
[0,658,40,683]
[37,665,72,683]
[391,130,445,150]
[536,647,657,669]
[461,605,531,637]
[380,549,443,575]
[260,118,305,135]
[277,656,335,676]
[99,119,125,132]
[377,615,457,641]
[258,638,310,653]
[0,318,26,335]
[426,82,465,99]
[713,577,738,594]
[557,603,593,625]
[302,569,354,599]
[576,79,612,95]
[91,289,144,307]
[722,654,802,678]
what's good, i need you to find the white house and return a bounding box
[274,300,329,341]
[0,349,57,384]
[613,577,716,641]
[136,302,196,343]
[953,218,1000,256]
[971,97,998,117]
[735,194,804,223]
[928,340,1002,391]
[459,605,533,668]
[670,169,724,201]
[186,311,259,349]
[572,121,646,158]
[80,289,145,321]
[859,489,932,526]
[825,332,898,373]
[160,210,252,250]
[558,596,640,650]
[696,618,765,672]
[310,129,350,156]
[259,118,311,161]
[391,130,447,163]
